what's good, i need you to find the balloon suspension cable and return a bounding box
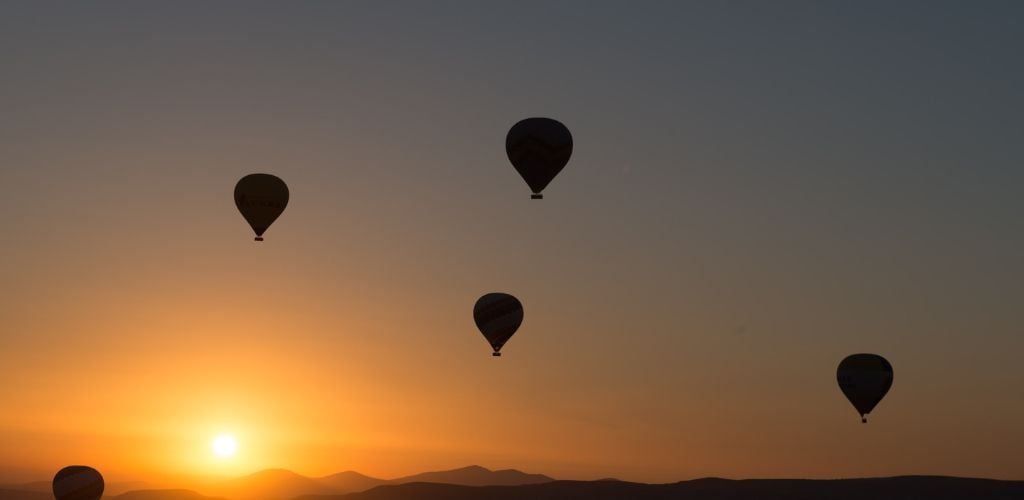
[531,193,543,199]
[255,236,264,242]
[492,352,502,357]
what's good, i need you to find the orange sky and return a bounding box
[2,2,1024,485]
[3,204,1022,484]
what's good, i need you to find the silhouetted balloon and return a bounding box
[473,293,523,356]
[53,466,104,500]
[837,353,893,423]
[505,118,573,199]
[234,173,289,241]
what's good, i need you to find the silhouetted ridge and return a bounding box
[0,489,51,500]
[390,465,554,486]
[185,465,553,499]
[316,471,386,493]
[0,480,150,497]
[213,469,336,499]
[3,481,52,493]
[112,490,225,500]
[294,476,1024,500]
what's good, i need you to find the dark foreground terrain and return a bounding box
[4,473,1022,499]
[296,476,1024,500]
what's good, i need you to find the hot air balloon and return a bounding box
[53,465,104,500]
[837,353,893,423]
[505,117,573,199]
[234,173,289,241]
[473,293,523,356]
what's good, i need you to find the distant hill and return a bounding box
[106,481,154,496]
[295,476,1024,500]
[211,469,337,500]
[1,479,151,496]
[111,489,226,500]
[389,465,553,487]
[0,489,51,500]
[198,465,553,499]
[1,465,554,500]
[315,471,386,493]
[14,468,1020,500]
[1,481,51,493]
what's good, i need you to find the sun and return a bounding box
[212,433,238,458]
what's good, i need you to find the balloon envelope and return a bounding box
[473,293,523,356]
[505,118,573,198]
[53,465,104,500]
[234,173,289,241]
[837,353,893,423]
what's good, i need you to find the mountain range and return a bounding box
[208,465,553,499]
[3,467,1022,500]
[297,477,1024,500]
[0,465,552,500]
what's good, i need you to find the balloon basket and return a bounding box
[861,417,867,424]
[531,194,543,199]
[492,352,502,357]
[254,237,264,242]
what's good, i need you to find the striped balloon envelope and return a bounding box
[53,465,104,500]
[473,293,524,356]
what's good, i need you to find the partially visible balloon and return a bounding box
[53,465,104,500]
[473,293,524,356]
[837,353,894,423]
[505,118,573,199]
[234,173,289,241]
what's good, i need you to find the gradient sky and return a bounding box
[1,0,1023,485]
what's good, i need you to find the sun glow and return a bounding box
[212,434,238,458]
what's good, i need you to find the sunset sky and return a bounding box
[2,1,1023,485]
